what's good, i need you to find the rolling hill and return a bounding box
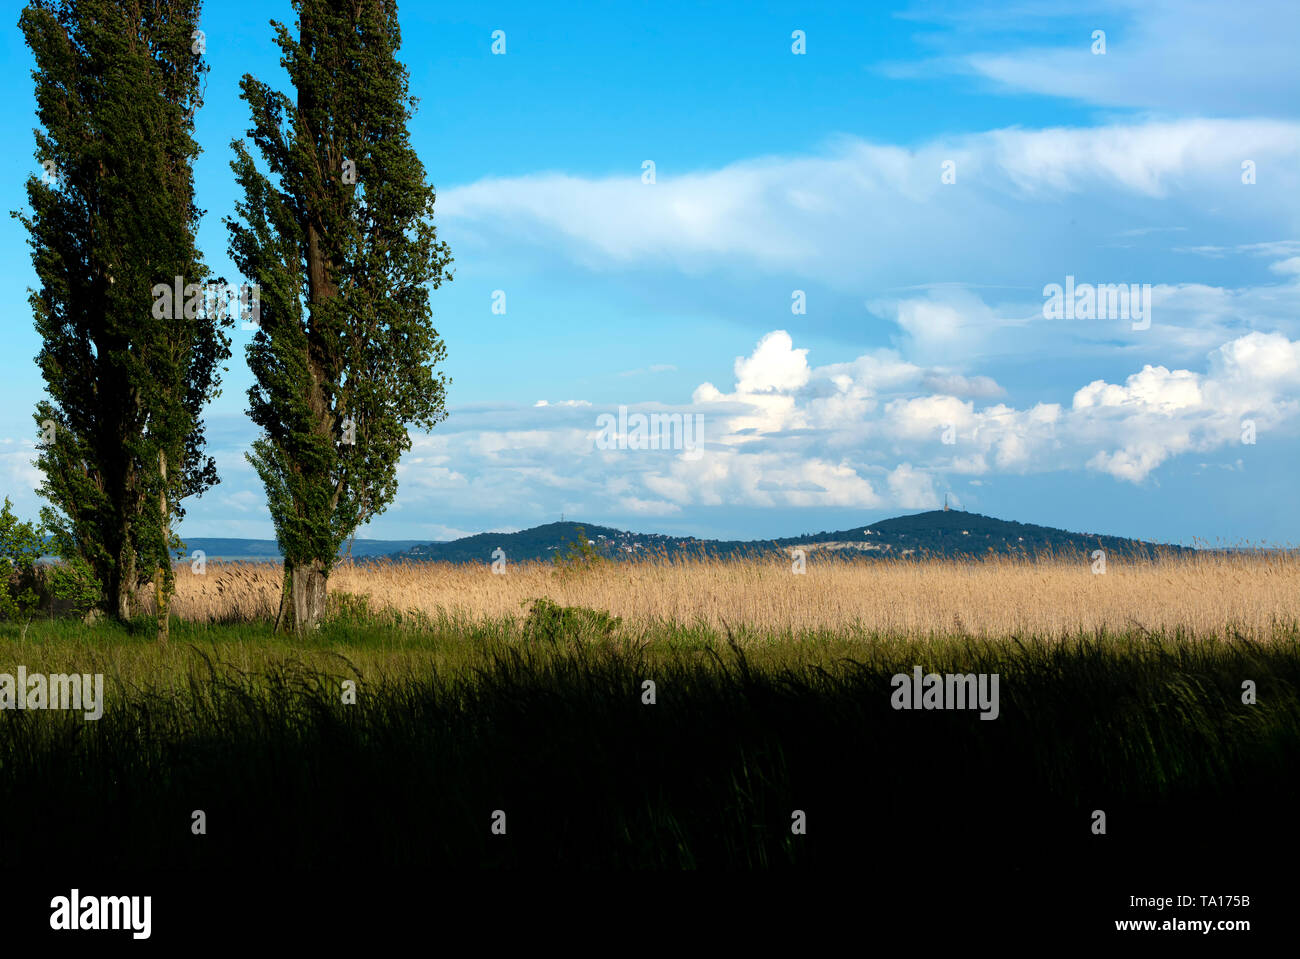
[175,538,431,562]
[385,510,1189,565]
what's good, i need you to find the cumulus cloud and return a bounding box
[678,328,1300,499]
[733,331,810,393]
[1068,332,1300,480]
[375,329,1300,528]
[162,321,1300,538]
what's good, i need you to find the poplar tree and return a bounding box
[228,0,452,632]
[16,0,231,637]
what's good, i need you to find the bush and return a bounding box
[327,590,380,626]
[0,497,102,625]
[0,497,44,625]
[43,555,102,621]
[552,526,607,581]
[522,597,622,644]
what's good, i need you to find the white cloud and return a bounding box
[166,323,1300,537]
[921,372,1005,398]
[0,442,43,517]
[888,463,939,509]
[1073,366,1204,414]
[619,496,682,515]
[1072,332,1300,481]
[441,119,1300,294]
[949,0,1300,116]
[733,330,810,393]
[675,328,1300,496]
[420,329,1300,519]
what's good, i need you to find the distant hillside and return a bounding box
[176,538,432,562]
[390,522,714,565]
[387,511,1189,565]
[776,510,1188,560]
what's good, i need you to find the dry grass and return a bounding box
[164,550,1300,640]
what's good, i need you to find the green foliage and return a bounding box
[522,597,622,644]
[15,0,231,618]
[36,504,102,620]
[0,497,45,622]
[327,590,377,626]
[557,526,605,566]
[227,0,453,604]
[321,586,439,634]
[0,497,100,624]
[552,526,607,580]
[44,554,103,621]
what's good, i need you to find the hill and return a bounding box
[386,510,1188,565]
[176,538,431,562]
[391,522,716,564]
[775,510,1186,560]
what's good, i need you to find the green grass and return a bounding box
[2,607,1298,871]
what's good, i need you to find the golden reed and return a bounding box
[161,550,1300,640]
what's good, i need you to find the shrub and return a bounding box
[328,590,379,626]
[0,497,44,626]
[44,555,102,621]
[552,526,607,581]
[1,497,104,626]
[522,597,622,644]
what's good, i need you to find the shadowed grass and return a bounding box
[1,610,1297,870]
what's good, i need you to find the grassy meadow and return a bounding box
[2,552,1298,873]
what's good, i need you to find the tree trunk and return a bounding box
[113,452,139,622]
[156,449,170,644]
[274,560,294,634]
[291,558,328,632]
[154,565,169,644]
[115,536,135,621]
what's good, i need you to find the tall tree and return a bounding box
[16,0,231,637]
[228,0,452,632]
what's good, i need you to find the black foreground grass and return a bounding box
[1,610,1298,874]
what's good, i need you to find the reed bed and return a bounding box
[162,550,1300,640]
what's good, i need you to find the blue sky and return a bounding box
[2,0,1299,546]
